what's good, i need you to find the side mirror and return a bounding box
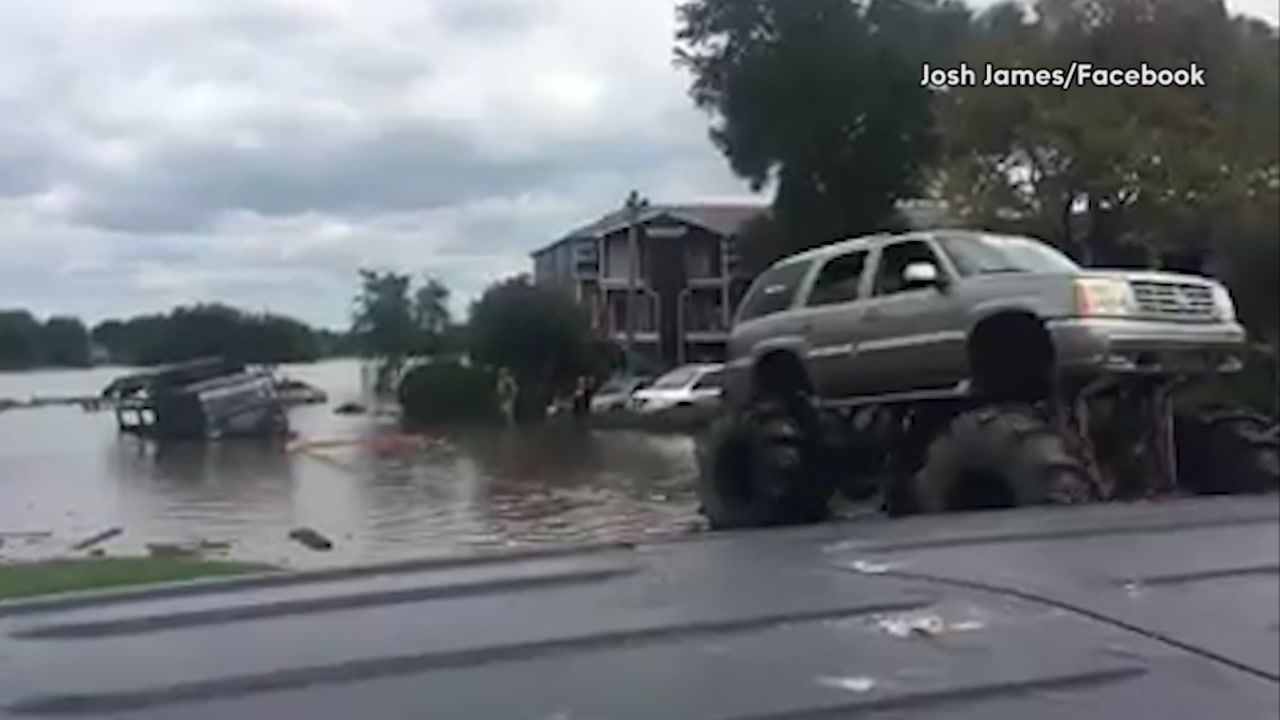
[903,262,943,289]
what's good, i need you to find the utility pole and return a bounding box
[623,191,647,376]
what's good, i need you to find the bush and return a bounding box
[397,361,500,426]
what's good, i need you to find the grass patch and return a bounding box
[0,557,275,601]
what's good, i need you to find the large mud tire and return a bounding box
[1176,409,1279,495]
[914,405,1095,513]
[696,401,834,529]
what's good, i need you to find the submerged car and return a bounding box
[273,376,329,406]
[102,357,289,441]
[630,363,723,415]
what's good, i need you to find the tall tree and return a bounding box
[413,277,450,333]
[351,270,417,361]
[0,310,41,370]
[935,0,1278,265]
[677,0,970,253]
[38,317,91,368]
[90,306,322,367]
[468,275,592,422]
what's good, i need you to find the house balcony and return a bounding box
[599,275,651,289]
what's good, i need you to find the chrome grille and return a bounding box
[1129,280,1216,320]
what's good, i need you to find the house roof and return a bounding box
[530,198,950,258]
[534,202,768,257]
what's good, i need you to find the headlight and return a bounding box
[1211,284,1236,321]
[1074,278,1137,316]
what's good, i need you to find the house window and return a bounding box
[609,292,657,333]
[685,238,717,279]
[684,290,725,333]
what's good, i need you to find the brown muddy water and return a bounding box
[0,361,702,569]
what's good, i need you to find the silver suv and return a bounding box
[697,230,1276,529]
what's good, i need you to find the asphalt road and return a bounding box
[2,495,1277,719]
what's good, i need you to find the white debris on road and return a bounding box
[849,559,894,574]
[816,676,878,694]
[876,613,986,638]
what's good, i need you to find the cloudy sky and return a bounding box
[2,0,1275,329]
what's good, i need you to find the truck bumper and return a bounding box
[1047,318,1248,375]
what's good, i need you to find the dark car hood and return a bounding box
[2,496,1277,719]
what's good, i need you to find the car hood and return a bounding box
[1077,269,1222,289]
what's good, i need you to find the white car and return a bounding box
[630,364,723,415]
[589,375,652,413]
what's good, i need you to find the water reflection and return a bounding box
[451,427,701,546]
[1,362,703,567]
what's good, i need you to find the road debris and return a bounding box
[876,612,985,639]
[70,527,123,552]
[146,543,203,558]
[289,527,334,551]
[816,676,877,694]
[334,402,367,415]
[849,559,894,574]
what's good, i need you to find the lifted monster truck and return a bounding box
[698,230,1279,528]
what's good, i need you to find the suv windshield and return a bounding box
[941,234,1079,275]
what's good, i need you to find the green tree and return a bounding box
[412,277,453,355]
[935,0,1278,267]
[413,277,451,336]
[90,306,322,367]
[468,275,592,423]
[0,310,41,370]
[38,317,91,367]
[352,270,417,362]
[677,0,970,251]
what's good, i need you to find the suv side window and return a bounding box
[872,240,943,296]
[737,261,810,322]
[806,250,869,307]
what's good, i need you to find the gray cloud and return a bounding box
[2,0,1271,327]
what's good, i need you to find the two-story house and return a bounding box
[531,202,767,367]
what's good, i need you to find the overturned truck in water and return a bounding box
[698,230,1279,528]
[102,357,289,441]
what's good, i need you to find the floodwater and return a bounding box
[0,360,702,568]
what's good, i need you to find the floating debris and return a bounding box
[334,402,367,416]
[289,527,334,551]
[70,527,123,552]
[146,543,203,558]
[816,676,877,694]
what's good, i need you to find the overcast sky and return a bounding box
[2,0,1275,329]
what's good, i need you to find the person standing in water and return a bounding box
[496,368,518,427]
[571,376,592,420]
